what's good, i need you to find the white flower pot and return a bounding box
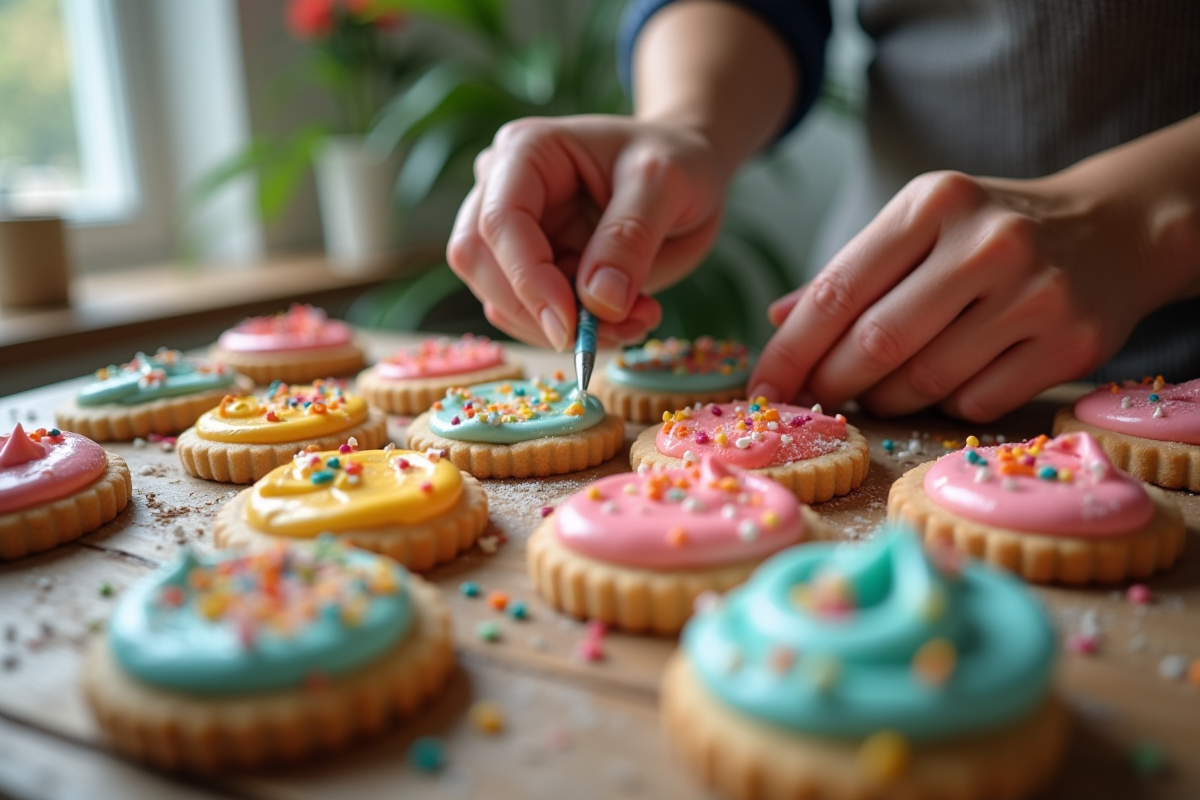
[312,135,401,275]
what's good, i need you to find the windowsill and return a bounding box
[0,253,408,395]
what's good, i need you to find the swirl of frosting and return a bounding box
[925,432,1153,536]
[683,528,1056,740]
[0,424,109,514]
[656,400,848,469]
[217,304,353,353]
[607,337,755,392]
[428,377,604,444]
[246,448,463,537]
[1074,377,1200,445]
[77,348,235,407]
[195,380,367,444]
[554,456,804,569]
[108,541,411,693]
[375,334,505,380]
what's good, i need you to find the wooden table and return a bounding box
[1,333,1197,800]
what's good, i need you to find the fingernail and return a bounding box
[585,266,631,315]
[749,383,781,403]
[540,307,569,352]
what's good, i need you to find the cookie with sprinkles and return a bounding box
[54,348,254,442]
[0,423,131,560]
[662,528,1068,800]
[588,337,755,423]
[209,304,366,384]
[888,431,1185,584]
[214,445,489,571]
[176,379,388,483]
[528,455,828,634]
[1052,376,1200,492]
[405,375,624,478]
[83,540,454,771]
[629,398,869,503]
[356,333,523,415]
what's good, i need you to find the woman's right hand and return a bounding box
[446,114,729,350]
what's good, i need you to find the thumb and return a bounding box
[576,156,687,322]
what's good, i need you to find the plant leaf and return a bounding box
[377,263,468,330]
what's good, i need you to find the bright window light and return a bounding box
[0,0,137,222]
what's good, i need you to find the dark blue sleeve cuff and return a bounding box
[616,0,833,142]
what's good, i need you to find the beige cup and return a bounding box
[0,216,71,308]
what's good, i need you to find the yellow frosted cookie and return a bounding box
[214,445,489,571]
[176,379,387,483]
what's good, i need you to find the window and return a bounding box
[0,0,137,223]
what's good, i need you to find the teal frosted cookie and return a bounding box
[406,376,625,478]
[56,348,252,441]
[591,337,756,423]
[83,539,454,771]
[428,378,605,444]
[662,527,1069,799]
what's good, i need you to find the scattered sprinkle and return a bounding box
[857,731,910,781]
[1126,584,1153,605]
[459,581,481,598]
[99,582,114,597]
[508,601,529,621]
[469,700,505,734]
[476,621,501,642]
[1158,654,1188,681]
[408,736,447,772]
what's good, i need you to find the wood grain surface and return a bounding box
[0,332,1196,800]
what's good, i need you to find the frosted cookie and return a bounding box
[83,540,453,772]
[1053,376,1200,492]
[528,455,825,634]
[176,379,388,483]
[210,304,365,383]
[405,376,624,478]
[214,446,488,571]
[589,337,754,423]
[629,398,869,503]
[55,348,252,442]
[0,424,131,560]
[888,432,1185,584]
[356,334,522,415]
[662,528,1067,800]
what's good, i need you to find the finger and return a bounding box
[576,150,694,321]
[640,213,724,294]
[597,295,663,344]
[768,285,806,327]
[746,172,981,405]
[478,143,578,351]
[804,241,996,408]
[857,291,1024,417]
[450,186,555,347]
[938,337,1074,423]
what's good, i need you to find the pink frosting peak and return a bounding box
[375,334,505,380]
[553,455,805,569]
[924,432,1153,537]
[0,426,109,514]
[1074,377,1200,445]
[0,423,45,468]
[217,304,353,353]
[655,400,848,469]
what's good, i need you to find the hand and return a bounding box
[749,168,1193,422]
[446,115,727,350]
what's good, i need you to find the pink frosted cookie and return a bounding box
[628,398,869,504]
[528,456,826,634]
[0,424,131,560]
[889,432,1185,584]
[355,334,522,414]
[210,304,365,384]
[1053,376,1200,491]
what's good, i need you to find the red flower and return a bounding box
[345,0,406,29]
[287,0,335,38]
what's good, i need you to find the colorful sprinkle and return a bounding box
[469,700,506,734]
[408,736,446,772]
[912,638,956,686]
[476,620,501,642]
[459,581,481,598]
[858,731,911,781]
[1126,584,1153,605]
[487,590,509,611]
[508,601,529,621]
